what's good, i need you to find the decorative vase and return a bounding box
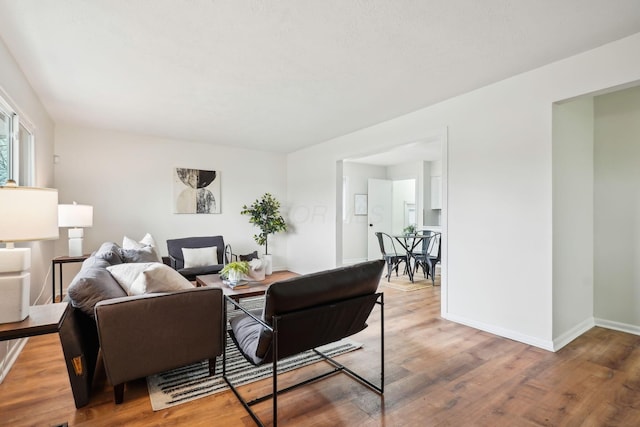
[263,254,273,275]
[228,269,243,284]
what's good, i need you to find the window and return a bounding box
[0,94,34,186]
[0,109,10,186]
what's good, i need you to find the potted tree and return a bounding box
[241,193,287,275]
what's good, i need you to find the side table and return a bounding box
[0,303,91,408]
[51,255,89,302]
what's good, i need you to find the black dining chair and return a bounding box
[375,232,409,281]
[414,232,441,285]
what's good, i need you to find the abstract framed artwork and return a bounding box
[354,194,367,216]
[173,167,221,214]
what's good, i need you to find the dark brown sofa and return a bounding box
[63,241,225,405]
[95,286,223,403]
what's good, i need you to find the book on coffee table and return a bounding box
[222,279,249,290]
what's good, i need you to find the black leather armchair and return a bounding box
[224,259,385,427]
[166,235,234,281]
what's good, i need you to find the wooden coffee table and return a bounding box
[195,270,297,302]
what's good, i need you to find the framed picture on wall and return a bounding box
[354,194,367,216]
[173,167,221,214]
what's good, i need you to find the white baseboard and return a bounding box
[552,317,595,351]
[0,338,28,384]
[443,312,555,351]
[595,318,640,336]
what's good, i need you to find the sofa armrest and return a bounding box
[95,287,224,386]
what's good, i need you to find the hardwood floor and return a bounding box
[1,276,640,426]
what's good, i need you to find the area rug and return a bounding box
[382,276,437,291]
[147,297,362,411]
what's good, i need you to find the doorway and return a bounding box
[338,131,448,301]
[366,178,416,260]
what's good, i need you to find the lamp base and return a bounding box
[0,272,30,324]
[0,247,31,323]
[68,228,84,257]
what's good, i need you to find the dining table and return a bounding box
[391,233,434,282]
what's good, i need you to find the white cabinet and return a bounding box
[431,176,442,210]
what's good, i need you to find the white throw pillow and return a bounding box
[107,262,193,295]
[129,263,193,295]
[107,262,156,294]
[122,233,162,262]
[182,246,217,268]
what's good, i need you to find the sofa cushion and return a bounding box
[67,258,128,317]
[178,264,224,281]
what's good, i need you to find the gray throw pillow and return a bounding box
[93,242,124,265]
[239,251,259,262]
[119,246,160,263]
[67,259,127,317]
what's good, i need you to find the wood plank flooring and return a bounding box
[1,276,640,426]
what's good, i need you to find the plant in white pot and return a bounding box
[241,193,287,275]
[220,261,250,285]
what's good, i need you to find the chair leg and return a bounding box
[209,357,216,376]
[114,383,124,404]
[386,260,392,282]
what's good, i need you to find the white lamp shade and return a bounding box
[0,186,59,242]
[58,203,93,228]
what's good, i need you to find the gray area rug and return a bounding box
[147,297,362,411]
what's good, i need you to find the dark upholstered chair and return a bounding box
[224,259,385,427]
[166,235,233,281]
[95,287,225,404]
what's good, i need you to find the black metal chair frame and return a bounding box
[413,232,441,285]
[375,231,409,282]
[222,293,384,427]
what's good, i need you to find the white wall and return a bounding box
[0,37,55,382]
[342,162,385,263]
[287,32,640,350]
[54,125,288,281]
[551,97,595,349]
[594,86,640,334]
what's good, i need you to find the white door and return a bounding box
[367,178,393,260]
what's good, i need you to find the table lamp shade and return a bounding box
[0,186,59,242]
[0,183,59,323]
[58,203,93,228]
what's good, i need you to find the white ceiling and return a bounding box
[347,139,442,166]
[0,1,639,153]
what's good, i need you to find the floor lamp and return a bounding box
[58,202,93,257]
[0,181,59,323]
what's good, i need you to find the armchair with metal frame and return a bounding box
[166,235,236,281]
[223,259,385,427]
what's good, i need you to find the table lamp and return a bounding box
[58,202,93,257]
[0,180,59,323]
